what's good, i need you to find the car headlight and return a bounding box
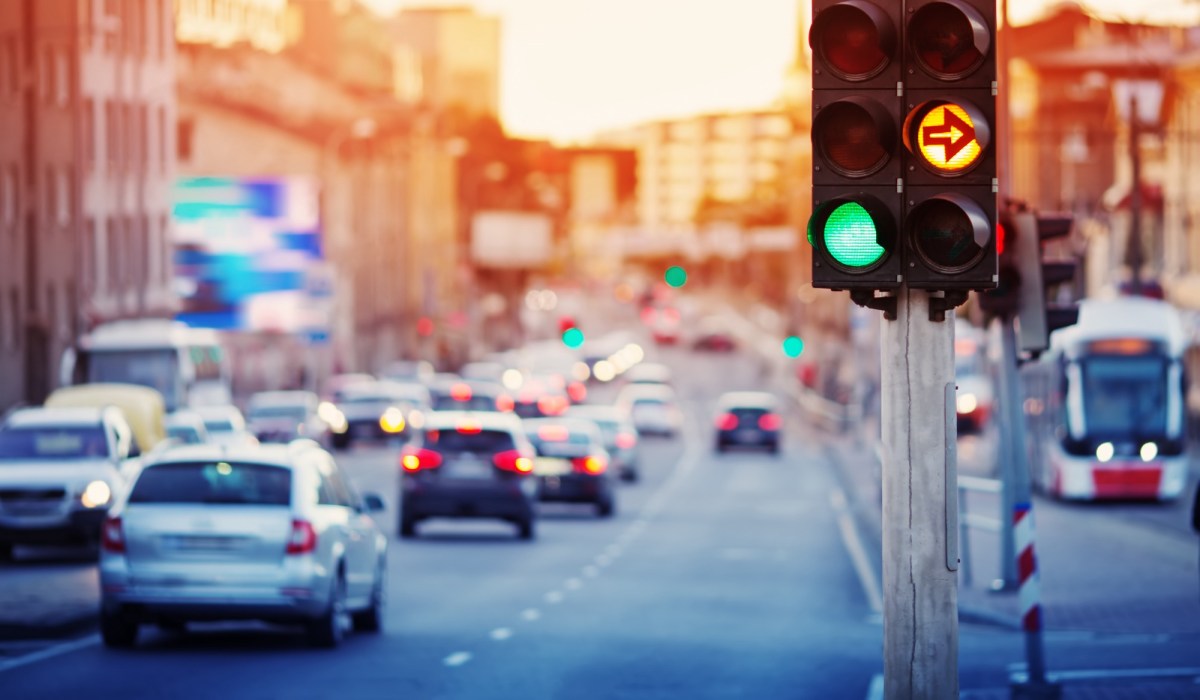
[81,480,112,509]
[380,407,406,434]
[956,393,978,415]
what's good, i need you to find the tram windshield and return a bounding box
[1080,355,1168,440]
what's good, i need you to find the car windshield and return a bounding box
[528,430,592,457]
[425,428,515,454]
[0,427,110,460]
[249,405,307,420]
[128,462,291,505]
[203,419,234,432]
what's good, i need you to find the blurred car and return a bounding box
[512,377,571,418]
[955,324,993,435]
[192,405,258,449]
[379,360,435,385]
[97,441,388,648]
[45,383,167,456]
[621,362,673,388]
[616,384,683,438]
[565,404,640,482]
[524,417,615,517]
[329,381,430,449]
[428,379,514,413]
[645,307,682,345]
[246,391,330,445]
[713,392,783,454]
[460,362,507,384]
[0,407,137,558]
[397,411,537,539]
[320,373,375,401]
[164,411,210,445]
[691,318,737,353]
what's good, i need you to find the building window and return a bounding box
[57,169,71,225]
[105,101,118,171]
[44,167,55,227]
[39,47,53,103]
[83,99,95,167]
[177,117,194,162]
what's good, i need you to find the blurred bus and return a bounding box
[60,320,231,412]
[1022,297,1189,501]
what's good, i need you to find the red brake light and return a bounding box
[286,519,317,555]
[615,432,637,449]
[401,447,443,472]
[450,383,472,402]
[758,413,783,431]
[715,413,739,430]
[538,395,567,416]
[537,425,570,441]
[567,382,587,403]
[494,449,534,474]
[496,394,515,412]
[572,455,607,475]
[456,421,482,434]
[101,517,125,553]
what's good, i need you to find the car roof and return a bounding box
[422,410,522,431]
[4,406,109,427]
[565,405,626,420]
[522,416,603,438]
[618,383,677,400]
[716,392,779,409]
[164,410,205,427]
[145,441,322,469]
[248,391,317,406]
[192,405,244,420]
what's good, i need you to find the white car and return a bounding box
[164,410,210,445]
[616,384,683,438]
[99,441,388,648]
[0,407,137,558]
[246,391,330,445]
[193,405,258,449]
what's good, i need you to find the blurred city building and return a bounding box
[0,0,176,409]
[390,6,501,119]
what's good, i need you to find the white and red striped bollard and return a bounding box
[1014,501,1049,685]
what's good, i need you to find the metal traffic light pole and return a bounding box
[879,289,960,699]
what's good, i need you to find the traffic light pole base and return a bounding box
[849,290,898,320]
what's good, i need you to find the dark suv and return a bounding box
[398,412,537,539]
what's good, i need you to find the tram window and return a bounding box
[1081,357,1167,435]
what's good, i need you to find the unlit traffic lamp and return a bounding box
[901,0,997,292]
[809,0,905,294]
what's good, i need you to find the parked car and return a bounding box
[397,411,537,539]
[713,392,783,454]
[524,417,615,517]
[246,391,330,445]
[98,440,388,648]
[621,362,673,388]
[616,384,683,438]
[0,406,138,558]
[565,404,641,482]
[164,410,210,445]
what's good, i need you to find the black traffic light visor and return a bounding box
[907,192,991,274]
[811,0,897,82]
[908,1,991,81]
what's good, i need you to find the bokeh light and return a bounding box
[664,266,688,288]
[416,316,434,337]
[783,336,805,358]
[562,327,585,348]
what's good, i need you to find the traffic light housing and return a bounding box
[977,208,1019,318]
[808,0,998,314]
[1014,211,1079,353]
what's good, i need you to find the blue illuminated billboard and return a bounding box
[173,177,322,332]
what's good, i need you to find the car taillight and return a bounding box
[715,413,738,430]
[100,517,125,553]
[615,432,637,449]
[758,413,783,431]
[286,519,317,555]
[572,455,607,475]
[450,383,473,402]
[538,395,567,416]
[494,449,534,474]
[567,382,587,403]
[401,447,443,473]
[496,394,515,412]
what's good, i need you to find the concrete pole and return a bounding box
[880,289,959,699]
[1126,89,1144,294]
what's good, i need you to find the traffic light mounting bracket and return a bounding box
[928,290,969,322]
[850,290,898,320]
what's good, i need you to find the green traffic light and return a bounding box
[783,336,805,358]
[562,327,585,348]
[823,202,884,268]
[664,266,688,288]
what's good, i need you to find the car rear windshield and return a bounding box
[528,431,591,457]
[432,396,497,411]
[425,428,515,454]
[0,427,109,460]
[203,419,234,432]
[249,405,306,420]
[731,407,769,419]
[129,462,291,505]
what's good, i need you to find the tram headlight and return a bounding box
[956,393,978,415]
[1095,442,1115,463]
[1139,442,1158,462]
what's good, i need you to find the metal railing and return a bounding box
[957,475,1002,589]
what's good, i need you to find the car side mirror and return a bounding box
[361,492,386,513]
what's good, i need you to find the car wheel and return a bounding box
[307,573,347,648]
[100,608,139,649]
[596,497,615,518]
[715,443,726,453]
[399,516,418,539]
[332,433,351,451]
[518,518,536,540]
[352,562,385,633]
[620,468,638,483]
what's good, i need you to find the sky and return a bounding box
[361,0,1200,142]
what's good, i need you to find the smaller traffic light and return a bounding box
[977,210,1019,318]
[1015,211,1078,353]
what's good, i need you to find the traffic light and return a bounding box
[808,0,998,310]
[1014,211,1078,353]
[977,208,1019,318]
[808,0,905,293]
[901,0,997,291]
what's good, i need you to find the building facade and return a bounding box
[391,6,501,119]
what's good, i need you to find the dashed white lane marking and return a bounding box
[830,487,884,614]
[0,634,99,675]
[444,652,472,667]
[521,608,541,621]
[545,590,564,604]
[582,565,599,578]
[564,577,583,591]
[490,628,513,641]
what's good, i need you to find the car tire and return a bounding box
[620,468,638,483]
[596,497,615,518]
[100,608,139,649]
[518,518,536,540]
[768,442,780,455]
[307,573,346,648]
[399,516,418,539]
[352,562,385,633]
